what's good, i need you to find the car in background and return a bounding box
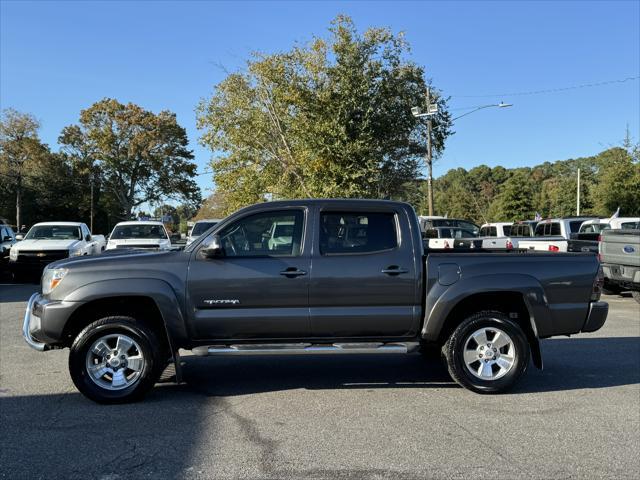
[8,222,105,279]
[509,221,538,237]
[517,217,598,252]
[419,217,480,237]
[1,224,17,260]
[599,228,640,302]
[106,221,172,251]
[568,217,640,254]
[424,227,480,249]
[186,219,222,246]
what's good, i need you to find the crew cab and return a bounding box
[22,200,608,403]
[518,217,597,252]
[568,217,640,254]
[9,222,105,279]
[106,221,172,251]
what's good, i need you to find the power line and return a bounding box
[450,75,639,98]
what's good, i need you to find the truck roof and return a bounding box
[114,221,165,227]
[32,221,85,227]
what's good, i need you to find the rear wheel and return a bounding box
[444,311,530,394]
[69,316,165,404]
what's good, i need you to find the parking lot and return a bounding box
[0,283,638,479]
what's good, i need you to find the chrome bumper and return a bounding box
[23,293,47,351]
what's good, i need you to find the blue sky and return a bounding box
[2,0,639,200]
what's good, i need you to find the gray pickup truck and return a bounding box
[23,200,608,403]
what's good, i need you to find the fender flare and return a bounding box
[423,273,549,369]
[64,278,189,355]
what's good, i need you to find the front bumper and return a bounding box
[23,293,48,351]
[582,301,609,333]
[23,293,79,350]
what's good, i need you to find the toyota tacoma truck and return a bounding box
[22,200,608,403]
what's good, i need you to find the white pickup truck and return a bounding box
[106,221,172,251]
[8,222,105,279]
[517,217,597,252]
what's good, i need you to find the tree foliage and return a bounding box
[431,145,640,223]
[197,16,452,214]
[59,98,201,219]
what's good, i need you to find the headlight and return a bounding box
[107,241,115,249]
[42,268,68,295]
[69,247,83,257]
[9,248,18,261]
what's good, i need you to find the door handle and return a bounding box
[381,266,409,275]
[279,268,307,277]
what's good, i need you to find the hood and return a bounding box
[50,248,170,269]
[13,239,81,251]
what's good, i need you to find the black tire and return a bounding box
[443,311,530,394]
[632,291,640,304]
[69,316,165,404]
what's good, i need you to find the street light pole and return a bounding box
[413,98,513,216]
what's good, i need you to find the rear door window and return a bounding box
[320,212,397,254]
[569,221,584,233]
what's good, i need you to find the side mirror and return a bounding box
[85,234,91,241]
[201,234,224,258]
[3,235,12,242]
[15,234,24,241]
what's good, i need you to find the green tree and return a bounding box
[197,16,452,214]
[59,99,201,220]
[592,147,640,216]
[490,170,535,221]
[0,109,46,227]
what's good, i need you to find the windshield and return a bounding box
[25,225,81,240]
[191,221,218,236]
[111,224,168,240]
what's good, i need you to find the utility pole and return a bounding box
[90,174,94,232]
[425,88,434,216]
[576,168,581,216]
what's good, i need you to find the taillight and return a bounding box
[597,235,602,243]
[506,240,513,250]
[548,245,560,252]
[597,253,603,263]
[591,265,604,301]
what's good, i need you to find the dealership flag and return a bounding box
[611,207,620,219]
[534,212,542,221]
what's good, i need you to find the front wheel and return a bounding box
[443,311,530,394]
[69,316,165,404]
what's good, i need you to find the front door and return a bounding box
[309,208,420,338]
[187,208,310,340]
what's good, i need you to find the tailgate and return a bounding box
[601,230,640,267]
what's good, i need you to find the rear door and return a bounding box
[309,205,420,338]
[186,208,311,340]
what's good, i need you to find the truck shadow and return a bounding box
[179,336,640,396]
[0,388,212,479]
[0,283,39,303]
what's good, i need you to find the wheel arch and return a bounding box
[423,275,547,369]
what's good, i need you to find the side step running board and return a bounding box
[191,342,420,356]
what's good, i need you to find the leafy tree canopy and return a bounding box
[59,98,201,219]
[197,15,452,214]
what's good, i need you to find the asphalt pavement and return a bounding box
[1,283,639,479]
